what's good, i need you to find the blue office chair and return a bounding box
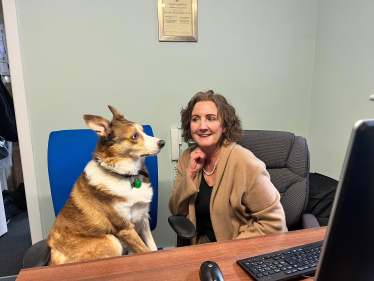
[23,126,160,268]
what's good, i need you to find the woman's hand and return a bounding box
[187,147,206,180]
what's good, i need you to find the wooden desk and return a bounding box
[16,227,326,281]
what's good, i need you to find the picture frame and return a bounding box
[158,0,197,42]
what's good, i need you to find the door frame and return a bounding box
[2,0,43,244]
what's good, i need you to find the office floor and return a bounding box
[0,211,31,277]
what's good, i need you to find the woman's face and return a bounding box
[190,101,226,151]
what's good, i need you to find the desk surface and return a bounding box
[16,227,326,281]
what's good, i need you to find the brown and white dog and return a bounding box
[46,105,165,265]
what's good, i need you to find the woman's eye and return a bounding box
[131,133,139,140]
[191,117,198,122]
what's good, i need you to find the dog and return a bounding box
[46,105,165,265]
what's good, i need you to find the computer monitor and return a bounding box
[315,119,374,281]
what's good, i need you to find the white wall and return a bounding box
[12,0,317,248]
[308,0,374,180]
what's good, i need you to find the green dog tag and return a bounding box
[134,180,142,188]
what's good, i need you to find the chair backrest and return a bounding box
[237,130,310,229]
[47,126,159,231]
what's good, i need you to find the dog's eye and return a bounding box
[131,133,139,140]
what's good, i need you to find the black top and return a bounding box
[195,175,217,242]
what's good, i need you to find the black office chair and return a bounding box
[168,130,320,247]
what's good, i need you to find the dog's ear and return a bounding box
[108,105,126,121]
[83,114,111,137]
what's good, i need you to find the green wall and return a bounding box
[308,0,374,180]
[15,0,318,248]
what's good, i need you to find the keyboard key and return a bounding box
[285,258,293,264]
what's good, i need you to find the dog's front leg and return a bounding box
[116,228,150,253]
[139,220,157,251]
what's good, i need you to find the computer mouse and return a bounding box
[199,261,224,281]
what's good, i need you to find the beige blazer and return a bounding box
[169,140,288,244]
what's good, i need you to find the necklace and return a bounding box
[203,157,219,176]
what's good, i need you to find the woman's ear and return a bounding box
[223,127,227,133]
[83,114,111,137]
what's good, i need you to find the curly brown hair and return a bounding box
[180,90,243,147]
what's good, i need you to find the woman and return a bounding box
[169,90,287,244]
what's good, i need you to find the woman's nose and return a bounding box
[199,119,208,129]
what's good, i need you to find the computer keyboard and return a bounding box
[236,240,323,281]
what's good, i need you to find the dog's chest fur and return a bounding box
[85,160,153,224]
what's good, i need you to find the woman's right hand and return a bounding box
[187,147,206,180]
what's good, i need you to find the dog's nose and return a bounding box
[158,140,165,149]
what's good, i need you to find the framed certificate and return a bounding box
[158,0,197,42]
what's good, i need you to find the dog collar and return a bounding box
[103,166,149,188]
[120,170,149,178]
[120,170,149,189]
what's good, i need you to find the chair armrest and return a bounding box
[23,239,51,268]
[168,215,196,240]
[302,213,321,229]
